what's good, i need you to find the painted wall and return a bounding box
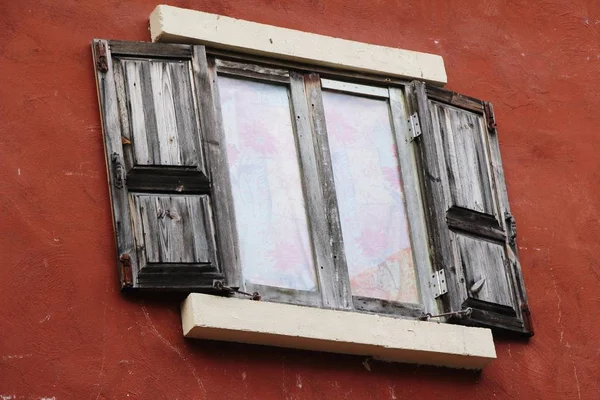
[1,0,599,398]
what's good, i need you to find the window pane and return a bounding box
[322,90,419,304]
[218,76,317,291]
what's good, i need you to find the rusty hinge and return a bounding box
[483,102,497,133]
[213,280,261,301]
[119,253,133,288]
[94,41,109,73]
[505,211,517,247]
[111,152,125,189]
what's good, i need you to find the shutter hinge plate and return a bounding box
[119,253,133,288]
[94,40,109,73]
[431,270,448,298]
[408,112,422,141]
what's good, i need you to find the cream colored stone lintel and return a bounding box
[149,5,447,85]
[182,294,496,369]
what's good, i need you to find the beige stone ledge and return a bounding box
[181,293,496,369]
[149,5,447,86]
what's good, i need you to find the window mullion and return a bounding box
[302,73,353,310]
[388,87,439,315]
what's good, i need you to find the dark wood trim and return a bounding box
[446,206,506,243]
[426,86,485,113]
[108,40,192,58]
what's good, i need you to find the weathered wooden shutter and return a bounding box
[409,82,533,336]
[92,40,240,290]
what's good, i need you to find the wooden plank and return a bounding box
[289,71,335,309]
[454,233,513,306]
[207,47,411,87]
[109,40,192,58]
[484,101,533,335]
[132,195,216,264]
[120,58,205,169]
[408,81,467,314]
[193,48,242,287]
[244,283,322,307]
[352,296,424,318]
[111,59,135,171]
[136,272,224,290]
[431,101,495,215]
[149,61,182,165]
[215,58,290,83]
[321,78,389,99]
[426,85,484,113]
[168,61,202,168]
[92,39,140,288]
[446,206,505,242]
[121,59,152,165]
[304,73,353,310]
[388,87,439,316]
[126,167,209,193]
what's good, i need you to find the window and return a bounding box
[93,40,532,337]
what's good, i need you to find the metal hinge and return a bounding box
[430,270,448,298]
[119,253,133,288]
[94,40,109,73]
[111,152,125,189]
[408,112,422,141]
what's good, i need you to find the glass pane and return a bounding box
[322,90,419,304]
[218,76,317,291]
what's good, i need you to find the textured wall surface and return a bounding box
[1,1,599,399]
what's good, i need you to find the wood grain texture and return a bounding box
[304,73,353,310]
[110,40,192,58]
[485,101,533,335]
[245,283,322,307]
[320,78,389,99]
[454,233,512,306]
[430,101,496,216]
[207,47,411,87]
[93,39,140,288]
[426,85,484,113]
[289,71,333,309]
[94,40,232,291]
[195,49,242,288]
[446,206,505,242]
[408,81,465,314]
[118,58,203,170]
[131,194,217,265]
[215,58,290,83]
[388,87,439,316]
[412,81,531,336]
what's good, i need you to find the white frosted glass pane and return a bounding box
[218,76,317,291]
[322,90,419,304]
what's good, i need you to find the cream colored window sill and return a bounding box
[149,5,447,86]
[182,294,496,369]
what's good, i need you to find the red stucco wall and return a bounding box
[2,1,599,398]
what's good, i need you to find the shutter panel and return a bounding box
[409,82,533,337]
[92,40,240,290]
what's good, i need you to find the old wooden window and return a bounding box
[93,40,532,337]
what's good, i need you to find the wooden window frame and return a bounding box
[209,54,439,318]
[94,40,532,337]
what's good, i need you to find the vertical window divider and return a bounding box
[388,87,439,316]
[303,73,353,310]
[289,71,342,309]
